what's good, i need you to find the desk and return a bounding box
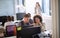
[4,36,16,38]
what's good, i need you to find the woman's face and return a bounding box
[35,17,40,23]
[36,3,39,7]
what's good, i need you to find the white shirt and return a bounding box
[4,21,15,29]
[35,7,42,16]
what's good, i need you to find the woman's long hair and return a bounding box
[36,2,40,7]
[33,15,42,23]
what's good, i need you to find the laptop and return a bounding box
[6,25,16,37]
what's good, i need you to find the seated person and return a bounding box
[4,16,15,29]
[0,26,4,38]
[17,14,42,38]
[17,14,32,38]
[18,14,32,28]
[33,15,45,32]
[32,15,46,37]
[27,13,33,24]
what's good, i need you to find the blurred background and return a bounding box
[0,0,53,38]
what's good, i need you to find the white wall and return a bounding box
[25,0,42,18]
[25,0,50,17]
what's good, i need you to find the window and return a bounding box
[17,0,24,5]
[41,0,51,15]
[16,0,25,13]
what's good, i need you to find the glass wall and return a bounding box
[16,0,51,16]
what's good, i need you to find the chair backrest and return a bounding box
[6,25,16,37]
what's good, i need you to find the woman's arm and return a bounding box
[41,23,46,32]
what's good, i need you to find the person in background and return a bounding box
[4,16,15,29]
[33,15,45,32]
[11,16,14,21]
[35,2,42,16]
[0,26,4,38]
[18,14,31,28]
[27,13,33,24]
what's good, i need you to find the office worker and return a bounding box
[18,14,31,28]
[4,16,15,29]
[33,15,45,32]
[35,2,42,16]
[0,26,4,38]
[27,13,33,24]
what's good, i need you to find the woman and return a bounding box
[32,15,46,38]
[35,2,42,16]
[33,15,45,32]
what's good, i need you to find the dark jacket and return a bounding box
[19,21,31,28]
[29,19,33,24]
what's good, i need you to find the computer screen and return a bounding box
[17,27,41,38]
[0,16,7,26]
[16,13,26,20]
[6,25,16,37]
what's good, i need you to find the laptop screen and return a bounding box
[6,25,16,37]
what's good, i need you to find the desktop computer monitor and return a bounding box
[16,13,26,20]
[0,16,7,26]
